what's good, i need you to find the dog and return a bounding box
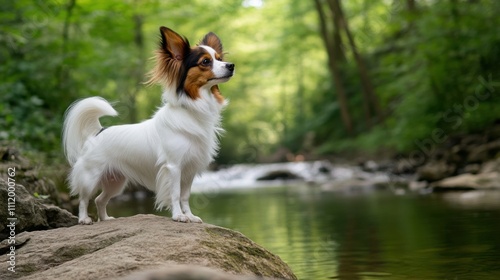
[63,27,234,224]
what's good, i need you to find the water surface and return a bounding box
[109,186,500,279]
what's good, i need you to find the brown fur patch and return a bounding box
[183,53,216,99]
[211,85,225,104]
[200,32,224,60]
[146,27,189,87]
[146,50,181,87]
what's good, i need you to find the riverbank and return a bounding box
[390,123,500,191]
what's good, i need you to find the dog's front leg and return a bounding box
[157,164,189,222]
[180,171,203,223]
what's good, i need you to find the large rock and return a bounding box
[0,180,77,239]
[0,214,297,280]
[430,172,500,191]
[467,140,500,163]
[481,158,500,173]
[124,264,276,280]
[416,160,455,182]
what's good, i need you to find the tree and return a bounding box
[315,0,383,131]
[334,0,383,126]
[313,0,354,135]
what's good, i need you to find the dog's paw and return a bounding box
[172,214,189,223]
[79,217,93,225]
[187,214,203,223]
[98,216,115,222]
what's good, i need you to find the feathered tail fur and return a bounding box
[63,97,118,166]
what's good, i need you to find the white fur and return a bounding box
[63,45,232,224]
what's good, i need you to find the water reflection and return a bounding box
[441,191,500,210]
[108,187,500,279]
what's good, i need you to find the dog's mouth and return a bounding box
[208,74,233,81]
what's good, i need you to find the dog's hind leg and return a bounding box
[95,171,126,222]
[70,161,101,225]
[78,197,93,225]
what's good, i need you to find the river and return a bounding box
[107,185,500,279]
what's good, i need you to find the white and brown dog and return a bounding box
[63,27,234,224]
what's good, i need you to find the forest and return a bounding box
[1,0,499,164]
[2,1,500,279]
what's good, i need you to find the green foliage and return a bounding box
[313,0,500,154]
[1,0,499,162]
[0,1,65,153]
[378,0,500,151]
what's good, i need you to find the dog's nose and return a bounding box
[226,63,235,72]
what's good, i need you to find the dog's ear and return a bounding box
[159,26,190,61]
[200,32,224,59]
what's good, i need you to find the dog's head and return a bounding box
[147,27,235,104]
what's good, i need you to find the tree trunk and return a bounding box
[335,0,383,126]
[407,0,416,11]
[59,0,77,103]
[296,56,305,125]
[313,0,353,135]
[128,13,146,123]
[331,1,346,63]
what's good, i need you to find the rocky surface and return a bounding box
[431,172,500,191]
[0,180,78,240]
[428,158,500,191]
[0,145,62,206]
[123,264,277,280]
[416,160,456,182]
[387,125,500,192]
[0,214,297,280]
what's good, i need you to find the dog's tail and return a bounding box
[63,97,118,166]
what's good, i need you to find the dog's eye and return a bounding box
[201,58,211,66]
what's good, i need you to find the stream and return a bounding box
[105,162,500,279]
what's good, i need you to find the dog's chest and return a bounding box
[160,125,218,168]
[184,129,217,162]
[155,104,221,168]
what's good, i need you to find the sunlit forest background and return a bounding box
[1,0,500,164]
